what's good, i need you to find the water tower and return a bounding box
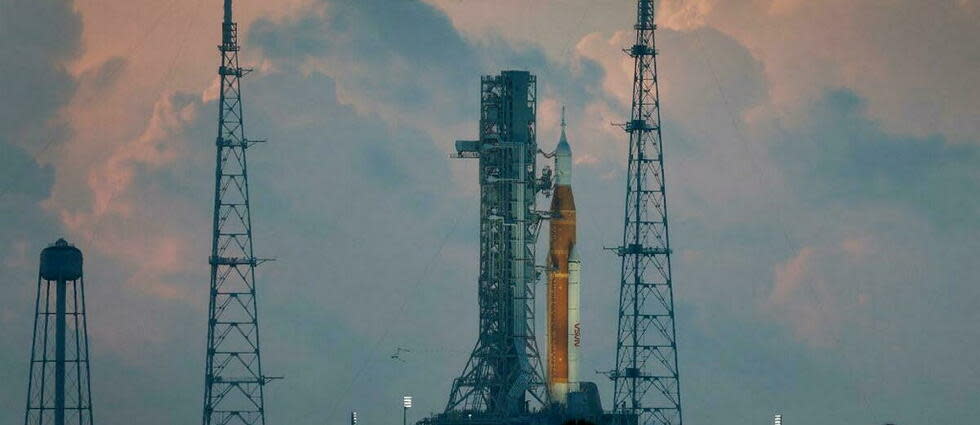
[24,238,93,425]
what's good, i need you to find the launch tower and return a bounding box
[610,1,684,425]
[201,1,274,424]
[24,239,93,425]
[443,70,550,418]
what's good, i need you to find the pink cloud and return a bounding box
[766,238,871,348]
[48,89,204,306]
[658,0,714,30]
[679,0,980,141]
[38,0,317,308]
[770,246,815,306]
[437,0,980,142]
[767,246,843,347]
[840,236,875,261]
[576,31,634,109]
[766,234,881,347]
[87,93,198,217]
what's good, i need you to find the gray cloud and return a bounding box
[0,0,81,148]
[774,89,980,228]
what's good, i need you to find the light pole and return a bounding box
[403,396,413,425]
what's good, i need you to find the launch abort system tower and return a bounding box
[201,1,274,424]
[442,70,550,419]
[25,239,93,425]
[610,1,684,425]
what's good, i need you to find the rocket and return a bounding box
[547,108,581,405]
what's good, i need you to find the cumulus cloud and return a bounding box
[57,91,204,302]
[658,0,713,30]
[766,242,871,347]
[576,30,634,108]
[691,0,980,141]
[772,89,980,228]
[0,0,81,148]
[438,0,980,142]
[86,93,198,217]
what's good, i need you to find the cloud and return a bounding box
[772,89,980,228]
[766,243,864,347]
[437,0,980,143]
[839,235,874,261]
[659,0,714,30]
[86,92,198,217]
[424,0,630,63]
[55,91,205,303]
[575,30,634,108]
[0,0,81,148]
[687,0,980,141]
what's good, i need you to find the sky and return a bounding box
[0,0,978,424]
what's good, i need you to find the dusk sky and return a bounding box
[1,1,979,424]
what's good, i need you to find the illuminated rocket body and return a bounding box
[547,111,581,404]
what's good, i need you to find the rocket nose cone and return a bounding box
[556,136,571,156]
[555,134,573,185]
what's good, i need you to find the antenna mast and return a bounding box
[202,1,273,424]
[611,1,684,424]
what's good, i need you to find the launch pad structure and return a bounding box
[443,70,550,418]
[420,71,631,425]
[423,1,681,425]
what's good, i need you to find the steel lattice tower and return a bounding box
[25,239,93,425]
[445,71,549,418]
[610,1,683,424]
[202,1,272,424]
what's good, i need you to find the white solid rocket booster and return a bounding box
[568,247,581,393]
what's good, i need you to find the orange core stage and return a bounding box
[547,184,576,401]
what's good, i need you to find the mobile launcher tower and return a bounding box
[420,71,628,425]
[444,71,550,420]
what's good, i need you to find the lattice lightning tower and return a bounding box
[202,1,273,424]
[610,1,684,424]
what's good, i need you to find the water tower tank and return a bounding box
[39,238,83,281]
